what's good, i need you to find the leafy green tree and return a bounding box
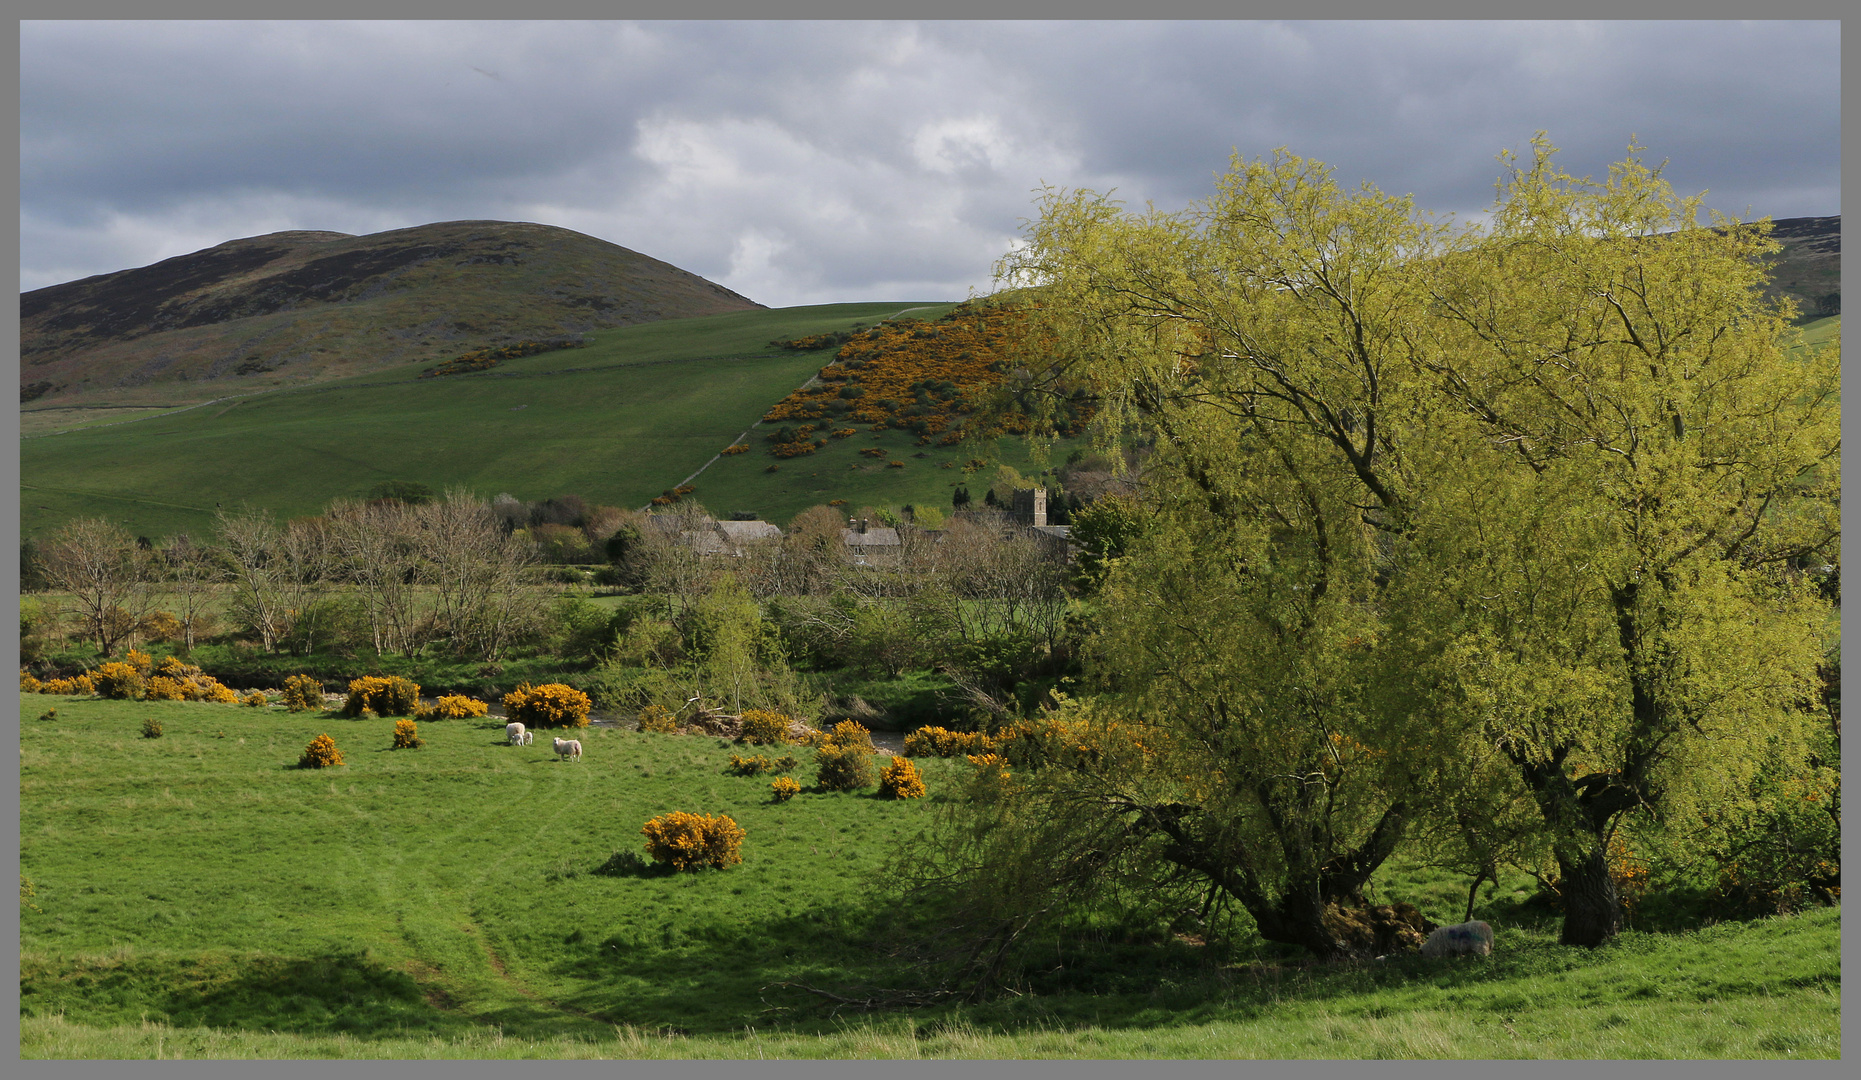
[1066,493,1147,593]
[954,136,1838,955]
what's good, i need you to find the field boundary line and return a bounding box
[21,388,283,439]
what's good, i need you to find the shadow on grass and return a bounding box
[21,951,497,1039]
[523,883,1839,1039]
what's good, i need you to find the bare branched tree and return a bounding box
[217,507,290,653]
[40,517,153,658]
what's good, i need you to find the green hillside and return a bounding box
[20,301,1081,540]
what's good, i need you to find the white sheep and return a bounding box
[553,736,582,761]
[1419,920,1494,958]
[507,721,529,746]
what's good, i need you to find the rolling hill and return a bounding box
[19,220,764,406]
[19,302,1085,541]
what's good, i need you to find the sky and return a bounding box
[19,20,1842,308]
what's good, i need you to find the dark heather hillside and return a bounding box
[19,221,764,403]
[1765,215,1840,319]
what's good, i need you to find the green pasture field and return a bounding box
[19,697,1841,1059]
[1794,314,1840,349]
[19,303,961,541]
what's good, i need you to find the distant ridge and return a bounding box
[1764,215,1840,318]
[20,220,765,403]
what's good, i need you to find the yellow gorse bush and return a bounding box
[770,776,801,802]
[903,726,999,758]
[391,718,424,750]
[90,662,145,700]
[640,812,745,871]
[280,675,324,713]
[636,703,679,734]
[727,754,778,776]
[502,682,592,729]
[342,676,421,718]
[739,709,796,745]
[20,670,41,693]
[299,733,344,769]
[144,675,188,701]
[35,673,95,696]
[814,720,876,791]
[240,690,269,707]
[879,756,927,799]
[415,694,488,721]
[202,682,240,704]
[124,649,153,676]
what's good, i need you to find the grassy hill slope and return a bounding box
[22,302,1061,540]
[20,221,764,406]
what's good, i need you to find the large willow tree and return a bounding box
[940,137,1837,957]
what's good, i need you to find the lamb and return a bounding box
[553,736,582,762]
[1419,920,1494,958]
[507,722,531,746]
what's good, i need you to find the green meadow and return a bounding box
[19,302,980,541]
[19,696,1840,1059]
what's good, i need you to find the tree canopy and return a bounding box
[918,136,1839,962]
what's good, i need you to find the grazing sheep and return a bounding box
[507,721,528,746]
[1419,920,1494,958]
[553,736,582,762]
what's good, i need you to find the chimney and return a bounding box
[859,518,869,534]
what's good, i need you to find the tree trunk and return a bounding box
[1556,839,1622,947]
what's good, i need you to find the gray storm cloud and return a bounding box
[20,20,1840,306]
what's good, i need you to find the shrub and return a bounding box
[636,703,679,734]
[391,718,424,750]
[739,708,796,745]
[299,734,344,769]
[281,675,325,713]
[415,694,489,721]
[816,744,875,792]
[202,682,240,705]
[820,720,876,754]
[140,716,163,739]
[503,682,592,729]
[124,648,153,676]
[727,753,777,776]
[37,708,56,723]
[342,675,422,718]
[155,654,195,680]
[771,776,800,802]
[879,756,927,799]
[20,669,41,693]
[640,812,745,871]
[241,690,269,707]
[144,676,188,701]
[903,726,999,758]
[91,662,145,700]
